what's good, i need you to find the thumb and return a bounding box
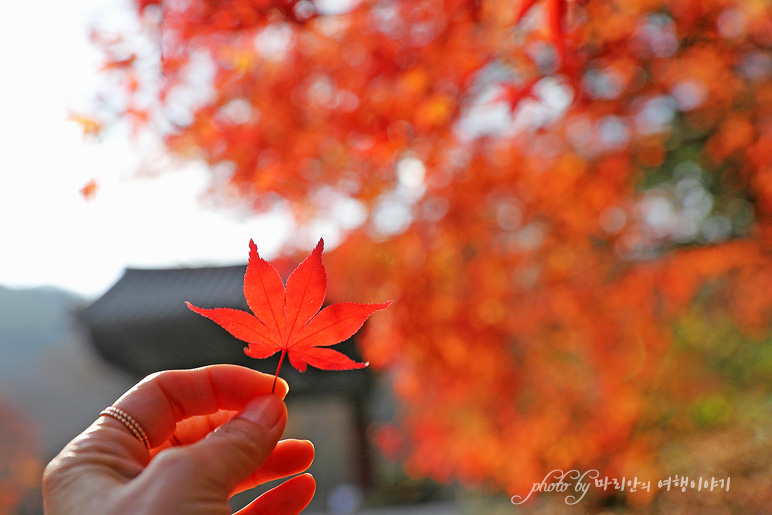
[151,394,287,497]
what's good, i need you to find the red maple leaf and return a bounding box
[492,78,539,114]
[187,238,391,391]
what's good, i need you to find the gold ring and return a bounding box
[100,406,150,449]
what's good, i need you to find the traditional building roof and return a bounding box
[79,265,371,396]
[81,266,247,324]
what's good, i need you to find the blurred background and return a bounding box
[2,0,772,513]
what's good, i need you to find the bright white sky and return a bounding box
[0,0,297,299]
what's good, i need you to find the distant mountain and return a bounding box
[0,284,135,459]
[0,285,85,377]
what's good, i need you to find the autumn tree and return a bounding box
[85,0,772,509]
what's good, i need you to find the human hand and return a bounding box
[43,365,316,514]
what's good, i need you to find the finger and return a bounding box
[236,474,316,515]
[109,365,288,449]
[145,394,287,496]
[232,439,315,495]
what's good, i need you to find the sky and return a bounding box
[0,0,295,299]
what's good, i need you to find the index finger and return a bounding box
[109,365,288,449]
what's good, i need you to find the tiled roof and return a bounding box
[78,265,371,394]
[80,265,248,326]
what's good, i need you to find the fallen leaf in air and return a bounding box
[80,179,98,201]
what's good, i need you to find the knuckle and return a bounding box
[140,369,171,385]
[216,419,272,460]
[42,458,63,494]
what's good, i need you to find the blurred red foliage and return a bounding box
[87,0,772,507]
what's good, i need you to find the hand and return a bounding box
[42,365,316,514]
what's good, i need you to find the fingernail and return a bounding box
[239,395,284,430]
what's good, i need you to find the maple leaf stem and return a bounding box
[272,348,287,394]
